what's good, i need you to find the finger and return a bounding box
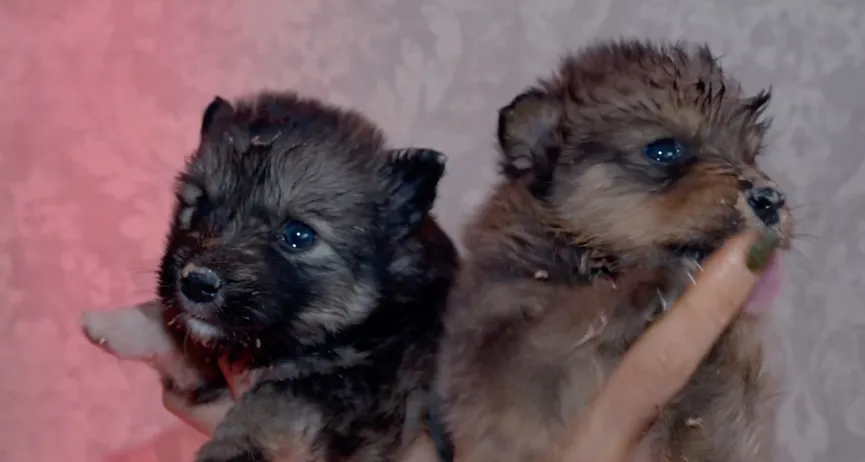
[560,232,763,462]
[162,388,233,436]
[564,230,778,460]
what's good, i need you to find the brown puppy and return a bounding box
[437,39,793,462]
[157,91,458,462]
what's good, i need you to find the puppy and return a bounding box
[157,90,458,462]
[437,39,793,462]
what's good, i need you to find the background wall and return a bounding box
[1,0,864,461]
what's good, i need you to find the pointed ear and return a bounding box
[382,148,447,239]
[200,96,235,138]
[740,88,772,120]
[497,90,563,185]
[738,88,773,142]
[696,43,720,67]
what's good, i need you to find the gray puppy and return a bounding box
[156,90,458,462]
[437,39,793,462]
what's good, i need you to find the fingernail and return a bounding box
[746,230,780,273]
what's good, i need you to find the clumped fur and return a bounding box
[437,39,794,462]
[157,91,458,462]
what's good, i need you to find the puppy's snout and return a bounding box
[180,264,222,303]
[746,187,786,226]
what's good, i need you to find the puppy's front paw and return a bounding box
[80,303,175,359]
[196,437,267,462]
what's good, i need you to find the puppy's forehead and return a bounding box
[259,136,380,220]
[186,115,385,222]
[549,42,748,136]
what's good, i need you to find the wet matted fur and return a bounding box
[157,90,459,462]
[437,39,794,462]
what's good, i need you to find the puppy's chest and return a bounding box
[596,264,698,343]
[519,273,691,419]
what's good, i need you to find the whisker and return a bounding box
[788,203,822,221]
[788,202,817,211]
[166,312,180,327]
[788,205,810,213]
[656,288,668,311]
[182,328,191,355]
[686,270,696,285]
[792,232,819,242]
[783,246,816,279]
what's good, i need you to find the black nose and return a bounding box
[180,265,222,303]
[747,187,786,226]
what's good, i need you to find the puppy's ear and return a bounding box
[497,90,563,184]
[382,148,447,239]
[200,96,235,138]
[696,43,720,67]
[739,88,772,122]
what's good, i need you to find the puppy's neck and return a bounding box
[465,183,616,284]
[465,183,701,329]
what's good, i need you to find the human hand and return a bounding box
[79,301,255,437]
[552,230,782,462]
[162,357,257,436]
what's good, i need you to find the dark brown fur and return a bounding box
[157,91,458,462]
[437,39,794,462]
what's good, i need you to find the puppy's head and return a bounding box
[158,91,446,348]
[497,39,793,268]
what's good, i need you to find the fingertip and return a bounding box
[701,231,760,277]
[162,388,193,423]
[162,388,230,436]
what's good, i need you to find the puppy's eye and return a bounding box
[280,220,317,251]
[643,138,684,165]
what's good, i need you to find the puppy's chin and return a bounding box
[182,314,224,344]
[167,296,226,344]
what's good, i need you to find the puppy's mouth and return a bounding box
[166,295,226,344]
[666,224,793,266]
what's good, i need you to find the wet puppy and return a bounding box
[158,91,458,462]
[437,39,793,462]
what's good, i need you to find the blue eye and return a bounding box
[280,221,316,250]
[643,138,684,165]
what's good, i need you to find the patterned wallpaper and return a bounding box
[1,0,863,461]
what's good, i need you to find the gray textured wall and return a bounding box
[1,1,863,461]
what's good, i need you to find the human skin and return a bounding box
[548,230,778,462]
[165,230,778,462]
[162,357,252,436]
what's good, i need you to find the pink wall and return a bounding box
[1,2,270,461]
